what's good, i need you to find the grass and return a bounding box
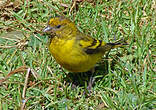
[0,0,155,109]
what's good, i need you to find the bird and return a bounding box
[43,16,126,73]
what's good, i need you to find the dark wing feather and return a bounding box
[76,34,106,54]
[76,33,127,55]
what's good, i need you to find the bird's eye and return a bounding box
[56,25,61,28]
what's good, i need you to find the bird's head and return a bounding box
[43,16,77,38]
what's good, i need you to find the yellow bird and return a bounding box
[43,16,125,73]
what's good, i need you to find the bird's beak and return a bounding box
[43,26,53,32]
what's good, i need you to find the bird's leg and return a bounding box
[86,67,96,93]
[90,67,95,74]
[87,75,95,93]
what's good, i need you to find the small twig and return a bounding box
[0,45,18,49]
[33,33,42,41]
[20,96,35,110]
[20,98,28,110]
[69,0,76,15]
[21,68,31,110]
[31,68,41,80]
[22,68,30,98]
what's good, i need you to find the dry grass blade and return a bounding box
[31,68,41,80]
[0,31,28,49]
[20,68,30,110]
[0,66,28,84]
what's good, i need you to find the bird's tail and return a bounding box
[107,39,128,48]
[104,39,128,51]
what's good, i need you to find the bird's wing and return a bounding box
[76,34,107,54]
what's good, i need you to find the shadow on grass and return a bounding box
[62,52,123,92]
[62,59,109,88]
[61,51,123,96]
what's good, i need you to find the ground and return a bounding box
[0,0,155,109]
